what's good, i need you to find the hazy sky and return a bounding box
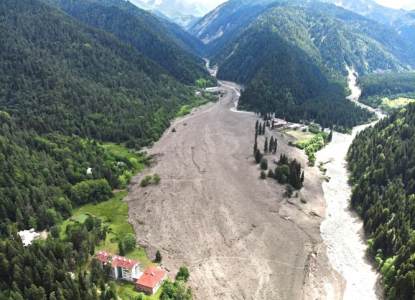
[190,0,415,10]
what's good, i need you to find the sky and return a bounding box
[372,0,415,9]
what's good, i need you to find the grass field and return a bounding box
[61,192,157,298]
[380,97,415,110]
[62,192,155,268]
[102,142,146,175]
[74,213,89,223]
[284,129,315,143]
[116,281,163,300]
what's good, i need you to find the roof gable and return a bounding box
[135,267,167,288]
[95,251,140,270]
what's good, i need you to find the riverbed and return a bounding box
[317,69,386,300]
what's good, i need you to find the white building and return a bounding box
[95,251,141,282]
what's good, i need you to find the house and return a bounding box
[273,118,287,129]
[18,229,40,247]
[195,91,202,97]
[135,267,167,295]
[95,251,141,282]
[274,121,286,128]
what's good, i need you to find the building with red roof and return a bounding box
[95,251,141,282]
[135,267,167,295]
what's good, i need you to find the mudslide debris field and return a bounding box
[125,79,345,299]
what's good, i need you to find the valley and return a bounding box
[124,64,347,299]
[317,69,386,300]
[1,0,414,299]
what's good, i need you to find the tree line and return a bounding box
[347,103,415,299]
[0,0,210,147]
[0,112,138,237]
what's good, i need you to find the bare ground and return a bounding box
[125,81,345,299]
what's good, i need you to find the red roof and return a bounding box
[95,251,140,270]
[135,267,167,289]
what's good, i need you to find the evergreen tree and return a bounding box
[255,149,263,164]
[328,130,333,142]
[253,141,258,154]
[118,241,125,256]
[155,250,162,263]
[264,137,268,153]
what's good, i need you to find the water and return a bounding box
[317,68,385,300]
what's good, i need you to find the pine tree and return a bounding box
[255,149,263,164]
[118,241,125,256]
[264,137,268,153]
[255,120,259,130]
[269,136,274,153]
[155,250,162,263]
[254,141,258,154]
[274,139,277,153]
[262,123,266,135]
[328,130,333,142]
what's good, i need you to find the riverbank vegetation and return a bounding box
[357,73,415,113]
[347,103,415,299]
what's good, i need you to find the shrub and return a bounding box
[260,171,266,179]
[260,158,268,170]
[301,198,307,204]
[172,128,176,132]
[153,173,161,184]
[285,184,293,197]
[123,233,137,251]
[140,178,149,187]
[176,266,190,282]
[267,169,274,178]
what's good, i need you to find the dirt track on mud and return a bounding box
[125,80,345,299]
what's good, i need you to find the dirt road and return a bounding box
[125,73,345,298]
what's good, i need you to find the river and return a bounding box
[317,68,386,300]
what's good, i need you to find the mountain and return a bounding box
[321,0,415,45]
[189,0,281,55]
[0,0,208,146]
[191,0,414,130]
[403,3,415,11]
[42,0,213,85]
[211,2,414,76]
[59,0,206,56]
[129,0,219,29]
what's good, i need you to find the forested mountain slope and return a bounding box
[193,0,415,131]
[42,0,213,85]
[189,0,282,56]
[95,0,205,56]
[209,2,414,75]
[347,104,415,299]
[217,25,375,131]
[0,112,129,237]
[63,0,206,56]
[355,73,415,112]
[0,0,206,146]
[321,0,415,45]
